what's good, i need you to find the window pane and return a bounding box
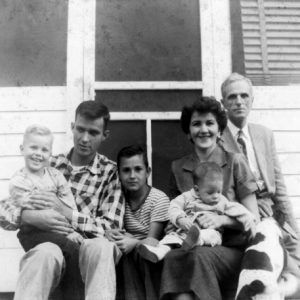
[96,0,201,81]
[96,90,202,112]
[0,0,68,86]
[152,120,193,195]
[100,121,146,161]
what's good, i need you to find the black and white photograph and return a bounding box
[0,0,300,299]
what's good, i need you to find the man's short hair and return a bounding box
[192,162,223,185]
[75,100,110,129]
[221,73,253,99]
[23,124,53,145]
[117,144,149,170]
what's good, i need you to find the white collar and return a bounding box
[227,120,250,141]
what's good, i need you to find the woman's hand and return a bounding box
[114,235,139,254]
[197,212,224,230]
[177,217,193,231]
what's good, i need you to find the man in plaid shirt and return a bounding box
[1,101,125,300]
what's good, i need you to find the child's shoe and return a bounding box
[138,244,171,263]
[160,233,183,248]
[181,225,200,250]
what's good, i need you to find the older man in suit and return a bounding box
[220,72,300,296]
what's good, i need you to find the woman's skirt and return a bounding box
[160,245,243,300]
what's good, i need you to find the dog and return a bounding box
[235,218,286,300]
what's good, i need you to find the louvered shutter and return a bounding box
[230,0,300,85]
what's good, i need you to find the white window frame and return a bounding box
[66,0,232,184]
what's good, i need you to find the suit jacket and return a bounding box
[221,123,299,236]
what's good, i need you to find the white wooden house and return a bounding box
[0,0,300,297]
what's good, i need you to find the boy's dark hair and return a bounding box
[75,100,110,129]
[181,97,227,135]
[117,144,149,170]
[192,162,223,185]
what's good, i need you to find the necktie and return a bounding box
[237,130,247,158]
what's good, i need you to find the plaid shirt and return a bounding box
[0,197,21,230]
[0,149,125,236]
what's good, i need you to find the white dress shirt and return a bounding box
[227,121,266,192]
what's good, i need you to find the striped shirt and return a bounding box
[124,187,169,239]
[0,149,125,237]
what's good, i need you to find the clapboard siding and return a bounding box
[0,181,9,199]
[249,110,300,131]
[290,196,300,207]
[290,197,300,221]
[0,111,67,134]
[0,230,20,248]
[0,87,67,112]
[277,154,300,175]
[284,175,300,197]
[252,86,300,109]
[273,132,300,153]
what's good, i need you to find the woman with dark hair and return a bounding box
[169,97,228,199]
[160,96,260,300]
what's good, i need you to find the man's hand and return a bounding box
[67,231,84,244]
[243,217,257,239]
[105,229,139,254]
[29,191,73,221]
[258,198,273,218]
[177,217,193,231]
[105,229,126,242]
[22,209,73,235]
[114,235,139,254]
[29,191,60,211]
